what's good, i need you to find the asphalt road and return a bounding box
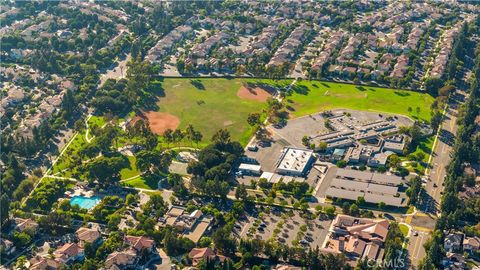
[406,90,466,268]
[408,230,429,267]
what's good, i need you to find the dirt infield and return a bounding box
[132,111,180,135]
[237,85,273,102]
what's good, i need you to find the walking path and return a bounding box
[85,114,94,143]
[22,131,79,206]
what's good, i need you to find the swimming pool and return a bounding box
[70,196,101,210]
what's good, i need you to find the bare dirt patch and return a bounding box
[237,85,273,102]
[132,111,180,135]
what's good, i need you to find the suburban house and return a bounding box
[273,265,302,270]
[188,247,227,267]
[75,227,102,248]
[54,243,85,265]
[124,235,155,253]
[13,217,39,233]
[104,249,138,269]
[444,232,464,253]
[442,252,466,270]
[29,256,62,270]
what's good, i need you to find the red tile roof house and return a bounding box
[104,249,138,270]
[75,227,102,248]
[124,235,155,253]
[188,247,228,267]
[13,217,39,233]
[29,256,62,270]
[54,242,85,265]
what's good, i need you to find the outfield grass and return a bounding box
[287,81,435,121]
[156,78,289,146]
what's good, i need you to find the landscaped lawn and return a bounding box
[399,223,410,237]
[119,155,141,180]
[52,131,88,177]
[286,81,435,121]
[121,175,158,190]
[413,136,435,163]
[402,135,435,174]
[88,115,106,128]
[156,78,289,146]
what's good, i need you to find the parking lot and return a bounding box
[234,207,332,249]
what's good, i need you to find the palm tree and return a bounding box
[163,129,174,148]
[192,130,203,147]
[172,129,184,146]
[211,129,231,144]
[185,124,196,146]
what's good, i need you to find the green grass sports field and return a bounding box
[287,81,434,121]
[156,78,288,146]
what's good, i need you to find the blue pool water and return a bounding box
[70,196,101,210]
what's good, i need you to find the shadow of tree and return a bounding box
[291,84,309,95]
[190,79,205,90]
[356,86,366,91]
[394,91,411,97]
[244,82,277,94]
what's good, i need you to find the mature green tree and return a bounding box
[125,60,155,105]
[424,77,443,96]
[163,129,174,147]
[145,133,158,150]
[388,154,401,169]
[61,89,75,119]
[247,113,261,127]
[211,129,231,145]
[212,226,236,255]
[430,111,443,131]
[172,129,185,145]
[407,176,423,206]
[85,156,127,184]
[192,130,203,147]
[142,193,167,218]
[12,231,32,248]
[38,211,72,234]
[96,232,124,260]
[235,184,248,200]
[136,150,172,174]
[0,194,10,225]
[185,124,196,145]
